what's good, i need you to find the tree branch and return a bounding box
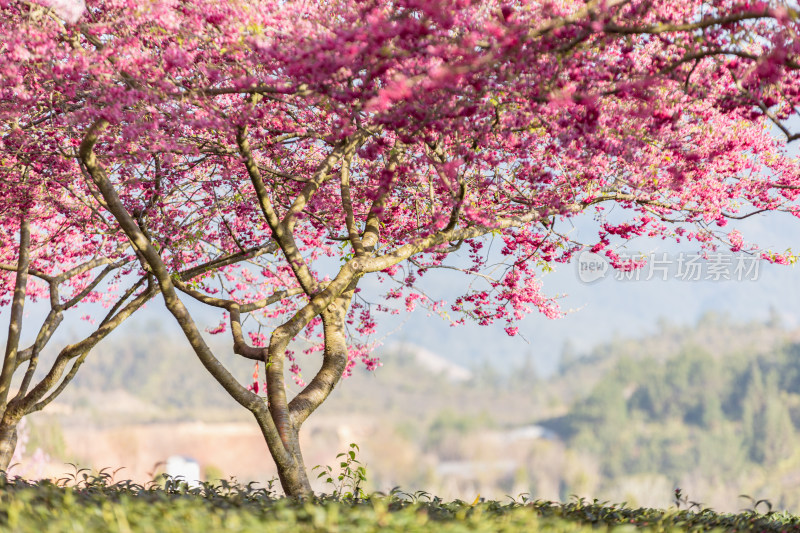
[602,10,785,36]
[283,133,367,234]
[15,309,62,398]
[0,263,52,283]
[0,217,31,410]
[99,276,148,327]
[230,305,266,361]
[236,117,320,296]
[362,148,401,250]
[16,311,63,369]
[339,150,366,257]
[289,282,357,427]
[27,280,157,413]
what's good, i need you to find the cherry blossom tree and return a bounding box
[6,0,800,495]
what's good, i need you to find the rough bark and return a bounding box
[263,419,312,498]
[0,402,23,473]
[248,399,313,497]
[0,422,18,473]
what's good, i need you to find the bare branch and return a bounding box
[339,150,366,257]
[99,275,148,327]
[16,311,63,368]
[59,262,123,311]
[230,306,266,361]
[15,309,62,398]
[28,280,157,413]
[0,263,52,283]
[178,243,278,282]
[0,218,31,410]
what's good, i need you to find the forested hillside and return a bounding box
[545,313,800,510]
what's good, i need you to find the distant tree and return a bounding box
[6,0,800,496]
[742,365,795,464]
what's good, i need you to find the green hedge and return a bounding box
[0,474,797,532]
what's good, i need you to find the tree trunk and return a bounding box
[265,289,355,497]
[0,421,19,473]
[275,435,313,498]
[252,410,313,497]
[80,127,319,498]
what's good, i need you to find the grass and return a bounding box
[0,472,799,532]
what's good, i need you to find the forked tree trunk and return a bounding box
[250,407,313,497]
[255,292,354,498]
[274,430,313,497]
[250,378,315,497]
